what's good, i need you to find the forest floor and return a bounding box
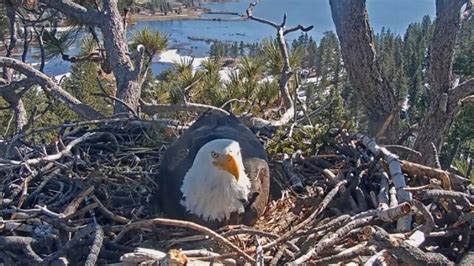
[0,119,473,265]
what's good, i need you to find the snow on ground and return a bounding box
[54,72,71,82]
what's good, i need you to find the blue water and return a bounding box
[31,0,435,76]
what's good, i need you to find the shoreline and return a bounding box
[131,11,202,22]
[131,9,245,22]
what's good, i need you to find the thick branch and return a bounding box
[0,57,104,120]
[0,78,36,95]
[38,0,101,25]
[450,78,474,104]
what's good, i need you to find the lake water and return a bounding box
[33,0,435,76]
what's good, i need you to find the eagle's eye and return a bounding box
[211,151,219,158]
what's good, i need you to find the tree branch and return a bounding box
[0,57,104,120]
[0,78,36,95]
[284,25,314,35]
[450,77,474,104]
[246,0,313,110]
[38,0,101,26]
[246,1,280,29]
[0,132,96,166]
[140,101,229,115]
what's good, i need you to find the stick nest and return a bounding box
[0,120,473,265]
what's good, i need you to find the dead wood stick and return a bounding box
[416,189,474,208]
[383,145,422,158]
[291,216,375,264]
[403,184,436,191]
[0,236,42,263]
[41,224,97,265]
[140,100,229,115]
[120,247,167,263]
[262,180,348,250]
[389,186,398,207]
[62,186,95,217]
[364,250,398,266]
[304,214,351,236]
[6,205,61,219]
[400,160,452,190]
[378,172,390,206]
[355,187,369,212]
[84,225,104,266]
[356,133,412,231]
[112,218,255,263]
[315,241,376,265]
[221,227,299,252]
[177,253,238,265]
[0,132,96,166]
[90,195,130,224]
[282,154,303,193]
[412,199,435,233]
[270,248,286,265]
[62,202,99,220]
[378,202,412,222]
[366,226,454,265]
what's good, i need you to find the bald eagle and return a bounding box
[157,111,270,228]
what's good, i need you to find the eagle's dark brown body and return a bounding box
[156,111,270,228]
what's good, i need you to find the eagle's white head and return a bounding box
[180,139,251,222]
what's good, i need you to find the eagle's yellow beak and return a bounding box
[214,154,240,181]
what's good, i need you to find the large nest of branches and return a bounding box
[0,119,473,265]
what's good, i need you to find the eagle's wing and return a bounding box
[241,158,270,226]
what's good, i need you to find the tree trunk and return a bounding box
[100,0,142,115]
[40,0,144,116]
[1,1,27,132]
[410,0,472,166]
[412,106,457,165]
[329,0,399,143]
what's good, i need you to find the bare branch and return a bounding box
[284,25,314,35]
[140,101,229,115]
[246,0,312,110]
[0,132,96,167]
[0,57,104,120]
[246,1,280,29]
[280,13,287,27]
